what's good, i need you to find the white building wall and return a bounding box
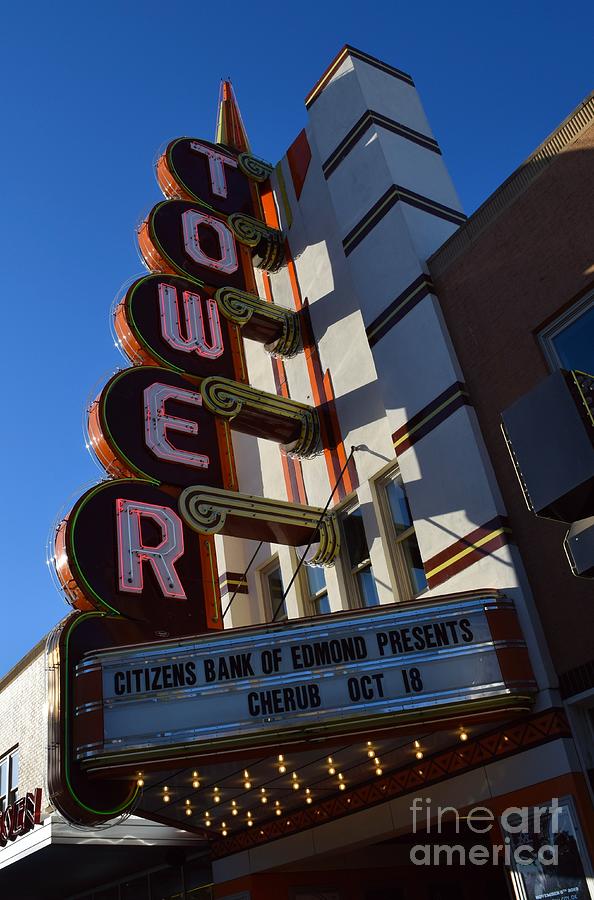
[0,643,51,818]
[217,47,557,700]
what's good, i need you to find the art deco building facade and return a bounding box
[0,47,592,900]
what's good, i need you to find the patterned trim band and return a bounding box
[212,709,568,857]
[367,274,434,346]
[324,110,440,179]
[392,381,471,453]
[424,516,514,589]
[343,185,466,256]
[218,571,249,596]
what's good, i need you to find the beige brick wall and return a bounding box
[0,640,50,815]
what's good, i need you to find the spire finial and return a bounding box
[215,79,251,153]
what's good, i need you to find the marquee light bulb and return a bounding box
[367,749,375,758]
[243,770,251,789]
[415,750,424,760]
[136,775,144,787]
[376,767,383,776]
[339,783,346,791]
[192,780,200,789]
[222,828,228,836]
[185,808,192,816]
[163,794,170,803]
[460,730,469,742]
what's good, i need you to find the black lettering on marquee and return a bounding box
[376,618,476,657]
[113,661,199,696]
[247,683,321,717]
[203,653,254,682]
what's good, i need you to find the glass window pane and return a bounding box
[9,753,18,792]
[343,509,369,567]
[314,594,331,615]
[357,566,380,607]
[552,304,594,374]
[400,534,427,594]
[0,760,7,802]
[267,565,287,621]
[386,479,412,531]
[305,566,326,596]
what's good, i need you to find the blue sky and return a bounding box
[1,0,592,674]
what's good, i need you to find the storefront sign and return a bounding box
[0,789,42,848]
[74,594,535,767]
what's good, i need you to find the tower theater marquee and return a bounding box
[47,81,536,828]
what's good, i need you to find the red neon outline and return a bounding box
[181,209,238,274]
[158,282,224,359]
[189,141,238,199]
[116,498,187,600]
[144,382,210,470]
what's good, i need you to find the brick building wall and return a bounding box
[429,102,594,676]
[0,639,50,814]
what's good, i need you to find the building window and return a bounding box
[378,470,427,598]
[302,565,330,615]
[259,556,287,622]
[340,505,380,608]
[0,749,18,812]
[539,292,594,374]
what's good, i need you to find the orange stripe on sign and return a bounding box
[259,189,357,504]
[262,271,307,506]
